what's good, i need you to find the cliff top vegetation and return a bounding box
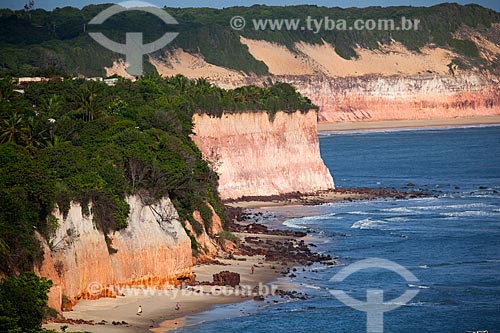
[0,73,315,275]
[0,3,499,76]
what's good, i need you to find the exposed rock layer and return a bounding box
[209,73,500,124]
[36,195,193,311]
[283,75,500,123]
[191,110,335,200]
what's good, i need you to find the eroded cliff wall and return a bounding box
[36,195,193,311]
[209,74,500,124]
[286,75,500,123]
[191,110,335,200]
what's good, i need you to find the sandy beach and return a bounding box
[43,234,300,333]
[317,115,500,133]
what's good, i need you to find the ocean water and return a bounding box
[174,126,500,333]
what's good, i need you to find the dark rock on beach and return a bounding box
[213,271,241,287]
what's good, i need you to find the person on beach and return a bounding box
[251,265,255,275]
[175,302,181,311]
[137,305,142,316]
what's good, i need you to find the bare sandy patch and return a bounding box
[105,60,136,80]
[317,115,500,132]
[295,40,456,76]
[240,36,316,75]
[149,49,245,82]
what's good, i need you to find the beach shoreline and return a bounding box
[42,228,319,333]
[43,255,282,333]
[317,116,500,133]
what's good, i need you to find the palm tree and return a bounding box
[1,113,25,144]
[0,238,8,258]
[76,82,102,121]
[45,135,66,148]
[195,77,212,92]
[0,77,14,103]
[173,74,192,93]
[41,94,63,117]
[23,116,47,150]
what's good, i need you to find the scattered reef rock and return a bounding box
[212,271,240,287]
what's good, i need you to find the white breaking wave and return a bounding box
[441,210,496,218]
[282,219,309,229]
[409,203,494,211]
[385,217,410,222]
[469,193,498,198]
[381,207,415,213]
[408,284,430,289]
[351,218,388,229]
[300,283,322,290]
[310,266,329,272]
[283,214,335,229]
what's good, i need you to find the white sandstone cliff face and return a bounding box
[109,195,192,287]
[191,110,335,200]
[37,195,192,311]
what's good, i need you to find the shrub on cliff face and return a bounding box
[0,143,56,273]
[0,272,53,332]
[218,231,240,245]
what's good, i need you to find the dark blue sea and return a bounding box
[174,126,500,333]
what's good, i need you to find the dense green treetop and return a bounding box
[0,3,499,76]
[0,272,53,333]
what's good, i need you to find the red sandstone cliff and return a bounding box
[284,74,500,123]
[36,195,194,311]
[191,110,335,200]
